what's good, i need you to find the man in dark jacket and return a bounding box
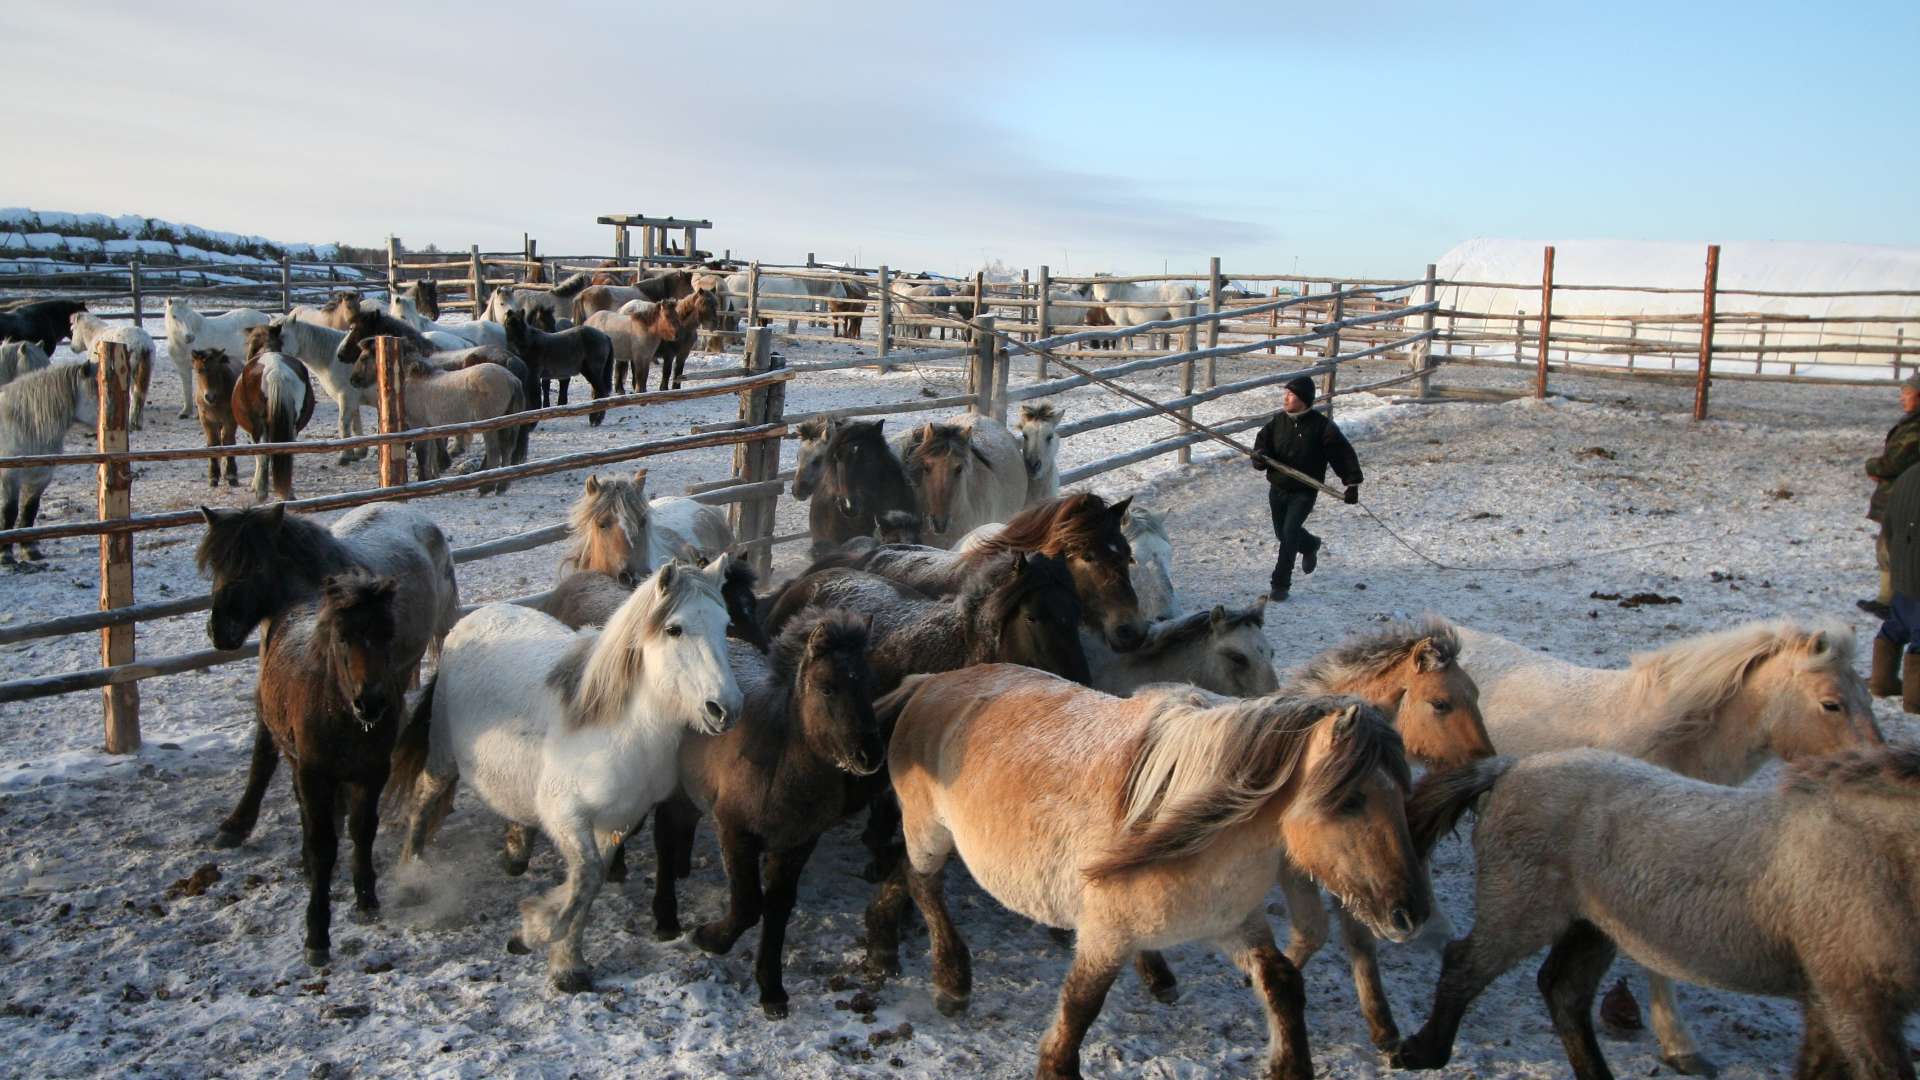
[1251,376,1362,600]
[1873,461,1920,711]
[1862,373,1920,618]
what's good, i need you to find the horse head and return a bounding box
[1195,599,1280,698]
[986,551,1091,686]
[790,609,883,776]
[1015,402,1061,480]
[316,572,401,728]
[191,348,235,414]
[196,502,302,649]
[572,471,652,583]
[1389,631,1493,770]
[792,417,840,500]
[904,421,976,535]
[1061,494,1148,652]
[1750,623,1882,760]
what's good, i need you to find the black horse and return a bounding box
[805,419,918,558]
[502,309,613,421]
[0,299,88,355]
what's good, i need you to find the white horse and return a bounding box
[68,313,155,429]
[389,297,507,348]
[391,558,743,992]
[268,316,370,464]
[0,361,98,563]
[723,272,821,335]
[1013,402,1062,505]
[162,298,271,419]
[1123,505,1177,621]
[1082,598,1276,697]
[891,414,1028,548]
[0,341,49,388]
[1086,278,1197,350]
[1456,619,1883,1075]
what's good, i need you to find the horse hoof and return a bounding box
[550,969,593,994]
[1386,1037,1446,1070]
[211,827,247,849]
[690,924,734,955]
[653,922,682,943]
[25,548,44,562]
[349,904,381,926]
[499,854,530,878]
[1150,983,1179,1006]
[1663,1053,1720,1078]
[305,948,331,969]
[506,935,531,956]
[933,990,969,1018]
[1371,1032,1401,1054]
[862,953,901,982]
[761,999,790,1020]
[604,862,627,885]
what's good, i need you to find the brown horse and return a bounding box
[190,348,243,488]
[866,667,1428,1080]
[224,332,317,502]
[255,571,411,967]
[587,300,674,394]
[655,288,721,391]
[834,492,1149,651]
[651,608,882,1018]
[830,278,870,339]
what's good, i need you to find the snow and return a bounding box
[0,208,349,268]
[1,319,1916,1077]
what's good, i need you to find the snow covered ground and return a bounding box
[1,316,1914,1077]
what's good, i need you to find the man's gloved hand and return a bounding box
[1343,485,1360,505]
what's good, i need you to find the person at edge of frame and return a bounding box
[1860,372,1920,620]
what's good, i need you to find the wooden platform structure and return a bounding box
[596,213,714,266]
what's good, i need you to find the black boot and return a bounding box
[1904,652,1920,716]
[1872,637,1902,698]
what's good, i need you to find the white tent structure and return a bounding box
[1432,239,1920,377]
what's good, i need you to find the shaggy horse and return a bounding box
[554,471,736,584]
[1396,745,1920,1078]
[401,279,439,321]
[68,312,154,429]
[892,415,1028,547]
[190,348,243,488]
[485,272,592,328]
[0,298,88,355]
[1013,402,1063,505]
[572,270,695,323]
[388,560,742,992]
[586,300,672,395]
[198,502,459,848]
[0,361,97,563]
[502,309,612,420]
[898,281,953,341]
[829,278,870,339]
[1081,597,1276,698]
[654,288,721,391]
[162,299,271,419]
[346,343,522,494]
[1084,278,1197,350]
[866,669,1426,1080]
[1456,618,1882,1073]
[228,341,316,503]
[388,296,508,349]
[800,419,918,558]
[791,417,838,501]
[0,341,49,388]
[257,316,372,463]
[1123,505,1177,621]
[651,608,883,1018]
[252,572,412,967]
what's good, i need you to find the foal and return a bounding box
[190,348,241,487]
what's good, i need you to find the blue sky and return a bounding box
[1,2,1913,276]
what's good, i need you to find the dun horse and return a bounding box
[866,667,1426,1080]
[0,360,97,563]
[1014,402,1063,505]
[347,340,523,494]
[894,415,1027,547]
[1081,597,1276,698]
[68,311,154,429]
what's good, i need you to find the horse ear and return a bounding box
[632,470,647,497]
[198,505,224,526]
[261,503,286,527]
[1413,638,1446,673]
[1109,495,1134,518]
[655,562,678,593]
[1252,593,1270,621]
[1333,703,1360,737]
[584,474,600,494]
[1210,604,1228,628]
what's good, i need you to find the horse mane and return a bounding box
[962,493,1121,568]
[315,571,398,648]
[352,308,434,353]
[1294,615,1461,693]
[551,272,591,299]
[1783,743,1920,798]
[1128,601,1266,661]
[0,361,93,447]
[563,475,648,577]
[1627,619,1855,751]
[1087,693,1406,880]
[969,550,1074,633]
[550,564,723,731]
[195,506,351,600]
[1019,401,1058,425]
[1122,505,1167,545]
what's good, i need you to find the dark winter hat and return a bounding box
[1903,372,1920,392]
[1284,376,1316,406]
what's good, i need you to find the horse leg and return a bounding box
[1812,991,1914,1080]
[1793,1004,1848,1080]
[1134,951,1178,1005]
[859,789,903,882]
[224,425,238,485]
[863,861,911,980]
[214,719,280,847]
[18,490,44,560]
[752,838,819,1019]
[1219,912,1314,1080]
[1339,905,1402,1051]
[1536,920,1619,1080]
[515,814,601,993]
[1,490,15,564]
[1036,927,1126,1080]
[905,861,971,1016]
[1390,924,1551,1070]
[1278,867,1329,969]
[345,778,384,922]
[556,375,570,407]
[335,391,357,464]
[291,765,339,968]
[1648,973,1718,1075]
[396,766,456,866]
[651,796,699,939]
[692,819,764,955]
[501,822,535,876]
[249,435,269,503]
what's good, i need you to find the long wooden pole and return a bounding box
[876,265,892,368]
[1416,263,1437,398]
[96,342,139,753]
[279,255,292,314]
[1324,291,1344,420]
[1694,244,1720,421]
[1205,256,1222,390]
[375,337,409,486]
[386,236,400,298]
[1535,245,1555,398]
[1036,265,1052,379]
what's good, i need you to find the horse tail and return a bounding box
[873,673,933,739]
[262,357,303,498]
[1406,756,1515,858]
[383,675,437,816]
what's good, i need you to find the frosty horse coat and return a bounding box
[388,560,743,993]
[68,312,154,429]
[893,415,1027,547]
[227,339,316,503]
[346,343,523,494]
[554,471,735,584]
[198,502,459,849]
[0,360,97,563]
[866,668,1427,1080]
[263,316,371,463]
[1396,745,1920,1079]
[1081,597,1277,698]
[163,298,271,419]
[652,609,883,1017]
[252,572,412,968]
[1457,619,1882,1073]
[0,298,88,355]
[0,341,50,388]
[1083,278,1196,350]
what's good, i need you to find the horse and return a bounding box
[1082,597,1276,698]
[388,296,508,349]
[1395,744,1920,1078]
[346,342,522,494]
[650,608,883,1018]
[502,309,612,420]
[0,341,49,388]
[898,281,953,341]
[791,417,838,502]
[488,272,592,327]
[162,299,271,419]
[228,342,315,504]
[542,555,770,650]
[1085,278,1197,350]
[317,291,379,331]
[387,558,743,993]
[586,300,672,394]
[554,471,735,584]
[427,344,537,465]
[197,502,459,849]
[654,288,721,391]
[1013,402,1062,505]
[893,415,1029,547]
[723,272,822,334]
[401,279,439,321]
[801,419,918,559]
[1084,304,1118,348]
[190,348,244,488]
[829,278,870,339]
[865,667,1426,1080]
[832,492,1149,651]
[572,270,694,323]
[67,312,154,429]
[1123,505,1177,621]
[0,360,97,564]
[250,571,413,968]
[1455,618,1883,1073]
[253,316,370,464]
[0,298,88,356]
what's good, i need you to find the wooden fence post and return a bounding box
[1267,286,1280,355]
[1535,246,1555,399]
[683,226,697,262]
[279,255,292,314]
[746,261,761,330]
[375,336,410,487]
[1415,262,1437,398]
[1177,313,1198,465]
[468,245,484,316]
[730,327,782,577]
[1205,257,1222,390]
[128,259,143,331]
[876,265,892,369]
[1895,328,1905,382]
[96,342,139,753]
[1323,291,1344,420]
[1035,265,1051,380]
[525,236,541,284]
[1694,244,1720,421]
[386,236,400,298]
[970,316,998,416]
